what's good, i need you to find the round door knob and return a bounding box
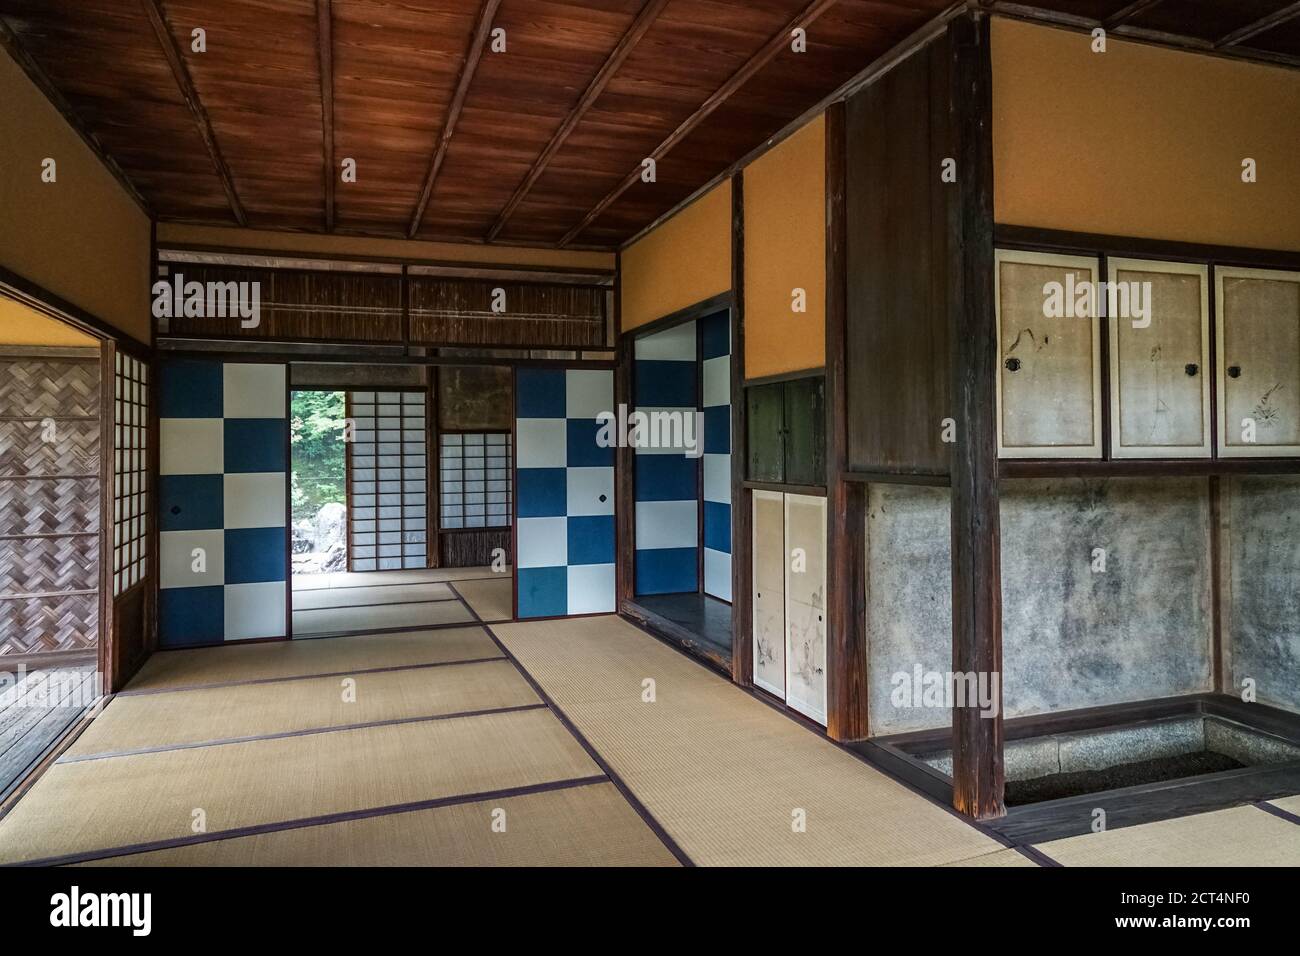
[1228,365,1242,379]
[1184,363,1198,377]
[1004,357,1022,373]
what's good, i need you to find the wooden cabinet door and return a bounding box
[995,249,1102,458]
[751,490,786,697]
[784,493,827,725]
[1108,258,1210,458]
[783,376,826,486]
[1217,267,1300,457]
[745,383,785,482]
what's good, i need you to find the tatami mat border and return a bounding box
[5,776,610,868]
[57,703,549,764]
[116,653,507,698]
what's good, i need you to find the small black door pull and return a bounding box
[1228,365,1242,379]
[1184,363,1198,377]
[1004,357,1021,373]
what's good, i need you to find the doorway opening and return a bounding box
[0,298,104,799]
[625,310,734,670]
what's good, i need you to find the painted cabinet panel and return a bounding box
[751,490,785,697]
[1108,259,1211,458]
[995,250,1102,458]
[1217,267,1300,457]
[784,493,827,724]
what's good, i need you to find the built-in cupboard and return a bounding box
[751,490,827,724]
[995,248,1300,459]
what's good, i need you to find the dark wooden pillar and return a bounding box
[947,11,1004,819]
[733,167,754,686]
[730,171,753,685]
[614,251,636,610]
[825,101,869,742]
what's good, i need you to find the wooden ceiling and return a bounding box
[0,0,951,248]
[2,1,1298,250]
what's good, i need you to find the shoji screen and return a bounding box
[347,390,428,571]
[514,368,615,618]
[113,352,149,595]
[438,432,512,528]
[633,322,698,595]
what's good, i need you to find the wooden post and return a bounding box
[730,171,752,685]
[614,252,636,610]
[824,101,869,742]
[947,11,1005,819]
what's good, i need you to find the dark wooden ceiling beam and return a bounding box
[0,17,151,215]
[407,0,503,239]
[559,0,840,247]
[140,0,246,225]
[485,0,670,243]
[1102,0,1166,30]
[1216,1,1300,48]
[316,0,335,232]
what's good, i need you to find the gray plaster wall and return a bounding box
[1225,476,1300,713]
[866,479,1214,734]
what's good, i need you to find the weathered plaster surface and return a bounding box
[867,479,1213,734]
[1225,476,1300,713]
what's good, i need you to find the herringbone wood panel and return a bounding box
[0,421,100,476]
[0,361,99,418]
[0,356,101,656]
[0,594,98,655]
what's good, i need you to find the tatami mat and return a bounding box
[1035,805,1300,866]
[66,660,537,758]
[126,627,501,692]
[293,567,502,591]
[1269,794,1300,816]
[291,582,456,610]
[0,707,600,864]
[940,848,1039,867]
[490,615,1002,866]
[292,599,474,637]
[76,782,678,867]
[453,576,514,622]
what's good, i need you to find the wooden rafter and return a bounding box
[140,0,246,225]
[1102,0,1166,30]
[559,0,840,247]
[0,17,151,215]
[1216,1,1300,48]
[485,0,670,243]
[407,0,503,239]
[316,0,335,231]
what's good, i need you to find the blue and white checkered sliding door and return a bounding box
[633,322,699,595]
[157,359,287,646]
[700,310,731,601]
[515,368,615,618]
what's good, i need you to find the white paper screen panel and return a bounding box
[113,351,149,595]
[751,490,786,698]
[439,433,512,529]
[784,493,827,725]
[1108,259,1211,458]
[1217,267,1300,457]
[995,249,1102,458]
[347,390,428,571]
